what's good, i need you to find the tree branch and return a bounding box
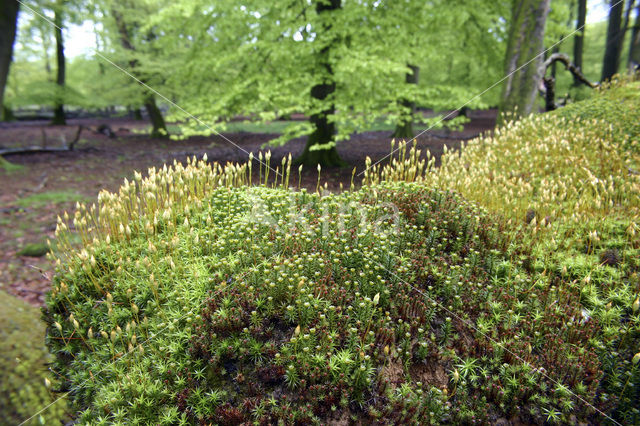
[542,53,598,89]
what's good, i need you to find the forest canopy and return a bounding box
[1,0,639,163]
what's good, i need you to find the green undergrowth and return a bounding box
[44,80,640,424]
[0,290,68,424]
[16,191,90,209]
[0,156,24,173]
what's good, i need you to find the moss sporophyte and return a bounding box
[43,80,640,424]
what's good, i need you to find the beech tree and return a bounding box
[601,0,626,81]
[108,0,167,137]
[52,0,66,125]
[574,0,587,86]
[0,0,19,121]
[630,3,640,70]
[145,0,509,166]
[498,0,551,124]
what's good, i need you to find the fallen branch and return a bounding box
[425,132,483,141]
[543,53,598,89]
[0,125,83,156]
[540,53,599,112]
[0,146,76,156]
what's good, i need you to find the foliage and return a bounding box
[142,0,509,143]
[0,290,68,425]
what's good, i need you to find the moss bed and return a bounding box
[0,290,67,424]
[43,80,639,424]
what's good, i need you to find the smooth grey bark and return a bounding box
[0,0,19,121]
[601,0,625,82]
[573,0,587,86]
[295,0,346,168]
[498,0,551,125]
[393,64,419,140]
[52,4,66,125]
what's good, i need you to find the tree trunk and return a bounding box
[133,107,143,120]
[629,4,640,71]
[0,0,19,121]
[112,8,167,137]
[393,64,419,140]
[52,4,66,125]
[601,0,625,82]
[620,0,636,70]
[144,95,167,137]
[295,0,345,168]
[2,104,14,121]
[573,0,587,86]
[498,0,551,125]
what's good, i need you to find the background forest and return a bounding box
[1,0,640,425]
[2,0,639,162]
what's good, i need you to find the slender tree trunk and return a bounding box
[2,104,14,121]
[498,0,551,125]
[0,0,19,121]
[573,0,587,86]
[629,4,640,70]
[619,0,636,70]
[144,96,166,137]
[52,4,66,125]
[112,8,167,137]
[393,64,419,140]
[601,0,625,82]
[295,0,345,168]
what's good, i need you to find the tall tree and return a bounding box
[52,0,66,125]
[498,0,551,124]
[392,64,419,139]
[151,0,508,166]
[629,3,640,70]
[110,2,167,138]
[620,0,637,69]
[573,0,587,86]
[296,0,344,167]
[601,0,625,82]
[0,0,19,121]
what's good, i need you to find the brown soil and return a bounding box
[0,111,496,306]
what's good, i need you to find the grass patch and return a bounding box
[16,191,90,209]
[0,156,24,173]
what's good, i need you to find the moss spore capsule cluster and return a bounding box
[44,79,640,424]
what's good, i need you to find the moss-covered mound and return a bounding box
[371,78,640,423]
[45,159,532,423]
[44,80,640,424]
[0,290,67,424]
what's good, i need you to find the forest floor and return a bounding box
[0,111,496,306]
